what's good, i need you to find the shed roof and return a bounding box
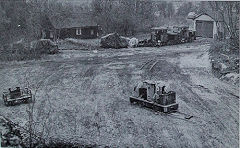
[193,13,223,22]
[194,13,214,21]
[50,13,97,29]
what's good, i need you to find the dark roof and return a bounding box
[50,13,97,29]
[193,13,215,21]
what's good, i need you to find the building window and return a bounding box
[76,28,81,35]
[91,30,94,35]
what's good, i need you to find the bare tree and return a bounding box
[91,0,154,35]
[176,2,195,17]
[22,68,59,147]
[209,1,239,48]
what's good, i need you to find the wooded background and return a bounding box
[0,0,239,48]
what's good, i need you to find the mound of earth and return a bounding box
[100,33,128,49]
[31,39,59,54]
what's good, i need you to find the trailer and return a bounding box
[2,87,32,106]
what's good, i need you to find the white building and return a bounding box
[187,13,225,39]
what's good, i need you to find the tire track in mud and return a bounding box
[138,53,237,147]
[93,70,126,145]
[176,53,238,146]
[134,55,201,147]
[168,90,215,146]
[164,116,190,147]
[179,81,238,146]
[154,105,199,147]
[1,40,237,146]
[84,48,237,147]
[80,65,101,93]
[97,61,146,145]
[189,79,239,122]
[214,87,239,119]
[105,66,133,118]
[212,88,239,139]
[32,62,68,88]
[28,63,102,141]
[116,69,133,97]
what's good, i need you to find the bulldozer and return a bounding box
[130,81,178,113]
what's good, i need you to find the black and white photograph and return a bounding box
[0,0,239,147]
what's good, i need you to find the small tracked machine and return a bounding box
[130,81,178,113]
[2,87,32,106]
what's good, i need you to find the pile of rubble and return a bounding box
[100,33,138,49]
[0,116,22,147]
[211,57,239,85]
[209,40,239,85]
[100,33,128,49]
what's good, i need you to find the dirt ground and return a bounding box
[0,38,239,147]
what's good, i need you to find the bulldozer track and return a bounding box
[140,59,160,71]
[149,60,159,71]
[140,59,155,69]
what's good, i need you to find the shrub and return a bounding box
[209,39,239,79]
[31,39,59,54]
[0,39,59,62]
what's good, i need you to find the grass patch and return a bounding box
[58,38,100,50]
[0,39,59,62]
[0,43,42,61]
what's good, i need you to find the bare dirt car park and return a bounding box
[0,0,239,148]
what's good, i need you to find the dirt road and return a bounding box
[0,39,239,147]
